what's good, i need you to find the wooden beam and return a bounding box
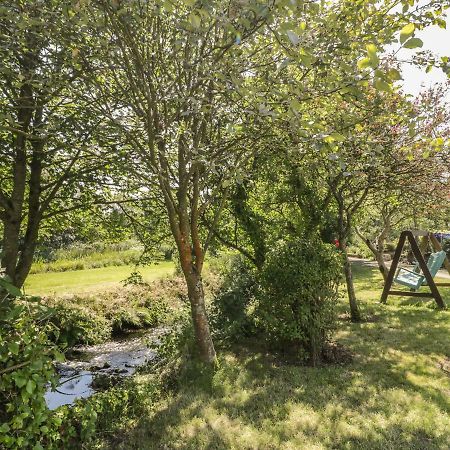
[380,231,406,304]
[410,229,429,237]
[388,290,435,298]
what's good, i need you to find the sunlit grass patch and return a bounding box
[24,261,175,296]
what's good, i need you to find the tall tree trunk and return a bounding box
[161,166,217,364]
[177,238,216,364]
[184,266,216,363]
[1,80,33,285]
[1,39,36,290]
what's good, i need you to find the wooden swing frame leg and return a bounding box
[380,230,446,309]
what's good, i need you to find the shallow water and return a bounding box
[45,328,166,410]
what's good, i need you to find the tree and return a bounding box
[73,0,449,355]
[355,85,450,279]
[0,1,109,291]
[80,0,280,363]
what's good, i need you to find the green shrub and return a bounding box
[43,284,175,346]
[0,301,64,449]
[210,254,258,342]
[47,302,112,346]
[57,376,162,448]
[255,238,342,365]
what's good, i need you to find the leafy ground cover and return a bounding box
[93,264,450,450]
[23,262,175,296]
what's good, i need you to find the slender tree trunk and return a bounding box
[340,241,361,322]
[15,218,41,289]
[162,168,217,364]
[335,198,362,322]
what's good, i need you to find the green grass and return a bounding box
[24,262,175,296]
[30,249,142,274]
[102,264,450,450]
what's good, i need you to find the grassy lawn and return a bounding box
[107,264,450,450]
[23,261,175,296]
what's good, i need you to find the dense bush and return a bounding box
[45,284,172,346]
[209,254,258,342]
[255,238,342,365]
[0,300,63,449]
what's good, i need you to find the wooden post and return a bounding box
[429,233,450,276]
[380,231,406,304]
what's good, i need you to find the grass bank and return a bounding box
[93,264,450,449]
[24,262,175,296]
[30,249,142,274]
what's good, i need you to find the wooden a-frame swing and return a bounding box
[380,230,450,309]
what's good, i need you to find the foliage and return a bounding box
[0,299,63,449]
[44,284,174,346]
[256,238,342,364]
[0,0,114,288]
[56,374,162,449]
[210,254,258,343]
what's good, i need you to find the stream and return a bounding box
[45,327,167,410]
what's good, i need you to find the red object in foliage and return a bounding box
[334,239,340,248]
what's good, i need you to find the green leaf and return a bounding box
[357,57,372,70]
[403,37,423,49]
[299,53,313,68]
[8,342,20,355]
[374,79,391,92]
[26,380,36,395]
[54,351,65,363]
[330,132,346,142]
[188,12,201,28]
[400,23,415,44]
[388,68,402,80]
[0,278,22,297]
[13,375,27,388]
[290,98,302,111]
[366,44,379,67]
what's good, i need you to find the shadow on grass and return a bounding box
[110,266,450,450]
